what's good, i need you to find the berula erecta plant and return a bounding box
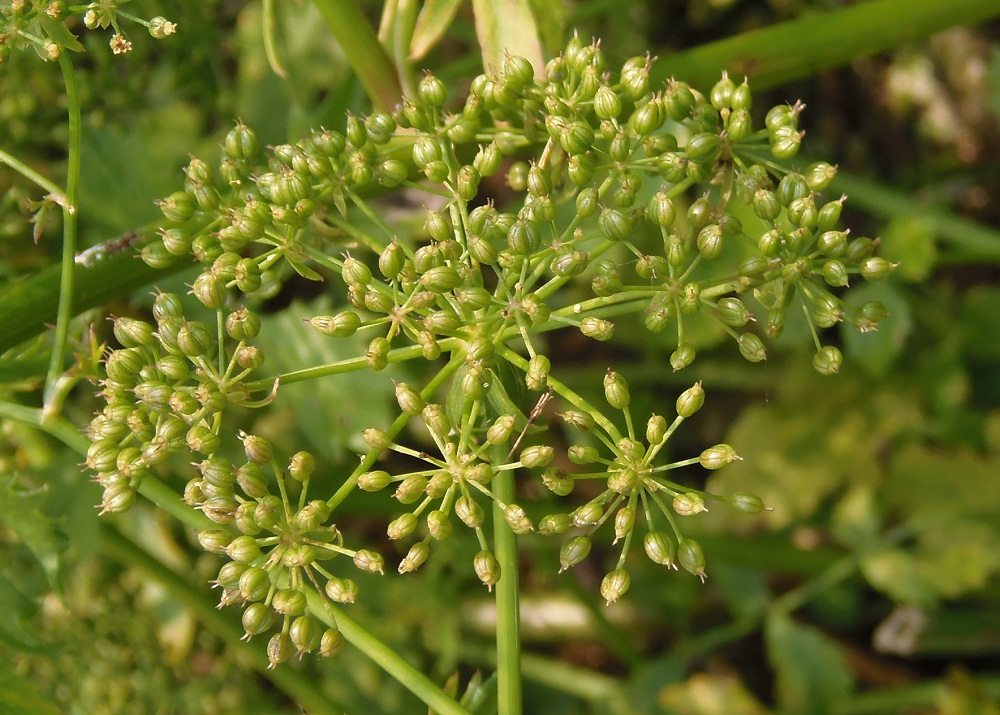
[13,1,995,713]
[85,24,891,675]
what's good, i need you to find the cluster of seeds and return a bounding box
[196,436,376,667]
[83,34,893,662]
[85,292,273,515]
[0,1,176,62]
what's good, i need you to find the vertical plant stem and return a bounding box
[311,0,404,111]
[491,446,522,715]
[44,52,81,411]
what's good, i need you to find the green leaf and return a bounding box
[879,216,937,282]
[38,16,84,53]
[860,548,936,606]
[0,479,63,592]
[254,299,394,462]
[0,658,61,715]
[525,0,564,57]
[410,0,466,61]
[0,572,45,653]
[840,282,912,378]
[470,0,545,76]
[765,612,853,714]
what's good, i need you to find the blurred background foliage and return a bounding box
[3,0,1000,713]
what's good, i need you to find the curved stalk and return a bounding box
[43,53,82,411]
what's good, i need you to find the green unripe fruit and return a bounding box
[551,250,589,277]
[326,577,359,604]
[239,566,271,602]
[474,143,502,176]
[358,470,391,492]
[558,535,592,572]
[456,496,484,529]
[687,197,712,230]
[226,534,262,563]
[186,425,221,455]
[859,256,897,281]
[738,333,767,362]
[730,492,766,514]
[520,445,554,469]
[823,260,850,287]
[753,189,781,221]
[581,317,614,341]
[576,187,599,217]
[644,531,676,567]
[676,381,705,418]
[599,208,631,241]
[817,197,846,232]
[197,529,232,554]
[239,432,272,464]
[817,230,848,257]
[647,191,676,228]
[603,370,630,409]
[366,337,391,371]
[418,74,447,107]
[504,504,533,535]
[697,224,724,260]
[474,550,501,590]
[158,190,196,222]
[804,161,837,191]
[700,443,741,469]
[426,510,452,541]
[398,542,430,574]
[678,539,707,581]
[568,153,595,185]
[342,255,372,288]
[320,628,345,658]
[717,298,752,327]
[777,172,810,207]
[727,108,753,141]
[673,492,707,515]
[670,344,695,371]
[353,549,384,574]
[710,72,736,110]
[629,99,663,136]
[559,121,596,155]
[241,603,274,637]
[290,615,322,653]
[813,345,843,375]
[600,569,631,605]
[770,125,803,159]
[539,468,573,497]
[594,85,622,119]
[685,132,720,163]
[526,354,550,391]
[267,632,294,667]
[539,513,572,536]
[420,266,462,293]
[387,513,418,541]
[568,445,600,465]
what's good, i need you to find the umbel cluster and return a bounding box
[86,35,891,666]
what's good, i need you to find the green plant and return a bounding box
[3,1,1000,714]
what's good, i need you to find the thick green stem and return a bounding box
[491,446,522,715]
[311,0,404,111]
[43,53,82,408]
[654,0,1000,91]
[99,525,342,715]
